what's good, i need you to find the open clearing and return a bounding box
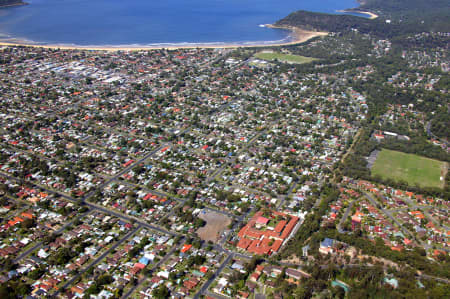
[196,210,231,243]
[254,51,317,64]
[371,149,447,189]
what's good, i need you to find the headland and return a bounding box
[0,0,26,8]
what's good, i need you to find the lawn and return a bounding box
[254,51,317,64]
[371,149,446,189]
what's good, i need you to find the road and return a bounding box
[194,254,233,299]
[426,121,449,147]
[53,225,141,296]
[399,196,450,231]
[80,143,168,202]
[202,206,237,220]
[204,290,230,299]
[363,192,427,248]
[337,199,356,233]
[121,236,185,299]
[0,171,178,239]
[85,201,177,237]
[12,209,92,264]
[0,77,338,297]
[338,263,450,284]
[115,179,175,201]
[1,62,265,297]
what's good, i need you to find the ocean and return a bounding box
[0,0,362,46]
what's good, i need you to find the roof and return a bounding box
[237,238,252,250]
[181,244,192,253]
[139,257,149,265]
[274,220,287,233]
[320,238,334,248]
[384,277,399,288]
[256,216,269,225]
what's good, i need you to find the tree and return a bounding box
[153,284,169,299]
[97,274,113,286]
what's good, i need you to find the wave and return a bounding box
[0,20,295,49]
[0,35,295,49]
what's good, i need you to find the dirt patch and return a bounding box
[366,149,380,169]
[441,162,448,189]
[281,255,303,265]
[357,254,399,269]
[196,210,231,243]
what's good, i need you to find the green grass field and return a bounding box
[371,149,446,189]
[254,52,317,64]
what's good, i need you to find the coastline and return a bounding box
[265,25,328,42]
[337,9,378,19]
[0,27,327,51]
[0,2,27,9]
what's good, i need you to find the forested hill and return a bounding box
[274,11,388,36]
[360,0,449,17]
[275,0,450,38]
[0,0,25,7]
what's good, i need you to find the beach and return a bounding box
[337,9,379,19]
[0,27,328,51]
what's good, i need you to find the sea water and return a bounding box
[0,0,362,46]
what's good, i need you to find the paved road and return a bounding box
[420,273,450,284]
[121,237,185,299]
[194,254,233,299]
[115,179,176,202]
[364,193,411,236]
[337,199,356,233]
[204,129,263,183]
[0,89,270,295]
[0,172,178,238]
[399,196,450,230]
[53,225,141,296]
[80,143,168,202]
[85,201,177,237]
[363,192,428,248]
[12,209,92,264]
[204,290,230,299]
[426,121,449,147]
[340,263,450,284]
[206,164,227,183]
[202,206,237,220]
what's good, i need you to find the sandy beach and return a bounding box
[0,27,327,52]
[337,9,379,19]
[265,25,328,43]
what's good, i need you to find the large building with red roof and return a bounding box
[236,210,299,255]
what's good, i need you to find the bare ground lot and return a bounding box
[196,210,231,243]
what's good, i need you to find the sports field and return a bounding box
[371,149,447,189]
[254,51,317,64]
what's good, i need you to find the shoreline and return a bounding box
[265,25,328,42]
[0,2,27,9]
[0,27,327,52]
[337,9,378,19]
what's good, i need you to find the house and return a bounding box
[181,244,192,254]
[384,277,399,289]
[183,277,199,290]
[250,272,260,282]
[286,268,310,280]
[262,265,283,277]
[319,238,335,254]
[231,260,245,272]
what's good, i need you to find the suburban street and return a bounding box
[194,254,233,299]
[53,225,142,296]
[337,199,357,233]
